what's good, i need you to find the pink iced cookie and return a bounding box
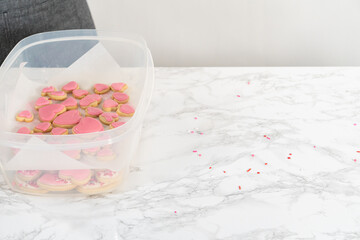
[96,148,116,161]
[72,117,104,134]
[53,110,82,128]
[73,89,89,99]
[16,170,42,181]
[85,107,103,118]
[110,82,128,92]
[62,81,79,93]
[17,127,33,134]
[79,94,102,109]
[116,104,135,117]
[112,92,129,104]
[102,99,118,112]
[58,169,92,185]
[94,83,110,94]
[48,91,67,101]
[99,112,119,125]
[109,121,126,129]
[33,122,52,133]
[76,176,119,195]
[37,173,76,191]
[14,176,48,194]
[38,104,66,122]
[16,110,34,122]
[51,127,68,135]
[35,97,52,110]
[62,97,78,110]
[41,86,56,96]
[95,169,122,183]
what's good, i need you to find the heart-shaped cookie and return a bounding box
[102,99,118,112]
[116,104,135,117]
[109,121,126,129]
[62,97,78,110]
[62,81,79,93]
[73,89,89,99]
[110,82,128,92]
[95,169,122,183]
[53,110,82,128]
[17,126,33,134]
[37,173,76,191]
[38,104,66,122]
[14,176,48,194]
[48,91,67,101]
[16,110,34,122]
[79,94,102,109]
[94,83,110,94]
[16,170,42,181]
[51,127,68,135]
[85,107,103,118]
[76,176,120,195]
[41,86,56,96]
[33,122,52,133]
[99,112,119,125]
[72,117,104,134]
[35,97,52,110]
[112,92,129,104]
[58,169,92,185]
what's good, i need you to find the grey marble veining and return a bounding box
[2,67,360,239]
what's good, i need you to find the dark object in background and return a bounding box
[0,0,95,65]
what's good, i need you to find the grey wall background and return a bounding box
[87,0,360,67]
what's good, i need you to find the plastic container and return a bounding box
[0,30,154,195]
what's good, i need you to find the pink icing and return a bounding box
[87,107,103,116]
[59,169,91,181]
[100,112,118,122]
[38,104,65,122]
[35,122,51,131]
[51,127,67,135]
[62,97,77,107]
[80,94,102,107]
[97,169,117,177]
[42,86,55,94]
[15,177,41,189]
[94,83,109,92]
[110,121,126,128]
[17,170,40,176]
[103,99,118,109]
[18,110,32,118]
[50,90,66,96]
[38,173,72,186]
[113,92,129,102]
[73,89,89,98]
[17,127,32,134]
[111,82,126,91]
[35,97,51,107]
[97,148,114,157]
[62,81,78,91]
[53,110,81,126]
[73,117,104,134]
[119,104,135,114]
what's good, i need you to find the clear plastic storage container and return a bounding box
[0,30,154,195]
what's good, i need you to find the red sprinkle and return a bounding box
[257,172,260,174]
[265,163,268,165]
[247,168,251,172]
[209,167,212,169]
[357,151,360,153]
[264,135,267,137]
[289,153,292,156]
[287,157,291,159]
[354,159,357,162]
[238,186,241,190]
[223,171,226,173]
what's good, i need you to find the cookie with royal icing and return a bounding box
[76,176,120,195]
[16,110,34,122]
[96,147,116,161]
[72,117,104,134]
[112,92,129,104]
[33,122,52,133]
[79,94,102,109]
[62,97,78,110]
[35,97,52,110]
[109,121,126,129]
[16,170,42,181]
[116,104,135,117]
[17,126,33,134]
[110,82,128,92]
[13,176,48,194]
[52,110,82,128]
[95,169,122,184]
[48,91,67,101]
[99,112,119,125]
[51,127,68,135]
[38,104,66,122]
[37,173,76,191]
[41,86,56,96]
[58,169,92,185]
[102,99,118,112]
[85,107,103,118]
[73,89,89,99]
[62,81,79,93]
[94,83,110,94]
[82,146,100,155]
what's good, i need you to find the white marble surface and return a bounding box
[2,67,360,239]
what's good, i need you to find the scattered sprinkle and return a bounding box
[194,117,198,120]
[223,171,226,173]
[266,137,270,140]
[190,131,194,134]
[257,172,260,174]
[193,150,197,153]
[354,123,357,126]
[238,186,241,190]
[289,153,292,156]
[357,151,360,153]
[265,163,268,165]
[264,135,267,137]
[251,154,255,157]
[200,132,204,135]
[287,157,291,159]
[236,95,241,97]
[174,211,177,213]
[198,154,202,157]
[354,159,357,162]
[209,167,212,169]
[247,168,251,172]
[314,146,316,148]
[247,81,250,85]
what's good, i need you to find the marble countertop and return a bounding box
[2,67,360,239]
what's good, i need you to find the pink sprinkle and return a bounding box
[193,150,197,153]
[266,137,270,140]
[209,167,212,169]
[251,154,255,157]
[354,123,357,126]
[200,133,204,135]
[289,153,292,156]
[194,117,198,120]
[354,159,357,162]
[190,131,194,133]
[236,95,241,97]
[314,146,316,148]
[174,211,177,213]
[198,154,202,157]
[264,135,267,137]
[247,81,250,85]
